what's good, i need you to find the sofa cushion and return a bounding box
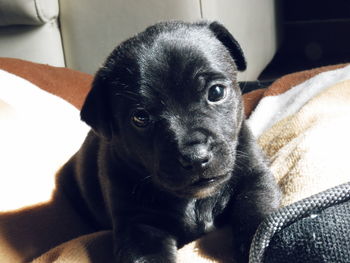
[0,0,59,26]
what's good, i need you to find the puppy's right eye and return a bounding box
[131,109,151,128]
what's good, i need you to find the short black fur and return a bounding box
[58,21,280,263]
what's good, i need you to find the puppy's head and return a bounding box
[81,21,246,198]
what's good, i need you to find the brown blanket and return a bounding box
[0,58,349,263]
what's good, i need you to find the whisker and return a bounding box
[141,175,152,182]
[132,175,152,195]
[239,81,248,93]
[236,150,250,159]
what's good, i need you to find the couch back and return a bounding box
[0,0,279,81]
[0,0,65,67]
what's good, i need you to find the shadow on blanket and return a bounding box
[0,58,349,263]
[0,192,96,262]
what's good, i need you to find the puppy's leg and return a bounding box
[231,122,280,262]
[231,172,279,262]
[113,222,177,263]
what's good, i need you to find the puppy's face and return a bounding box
[81,21,246,198]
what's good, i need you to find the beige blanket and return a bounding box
[257,80,350,207]
[0,58,349,262]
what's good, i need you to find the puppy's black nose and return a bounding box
[178,144,212,171]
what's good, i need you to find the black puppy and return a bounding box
[58,21,280,262]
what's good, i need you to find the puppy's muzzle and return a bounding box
[178,144,212,172]
[177,129,213,173]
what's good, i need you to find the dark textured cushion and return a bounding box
[265,200,350,263]
[250,182,350,263]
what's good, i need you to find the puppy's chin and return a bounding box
[156,173,232,199]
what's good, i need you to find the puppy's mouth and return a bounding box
[171,173,231,198]
[189,177,221,188]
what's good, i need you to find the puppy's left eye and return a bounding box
[208,85,226,102]
[131,109,151,128]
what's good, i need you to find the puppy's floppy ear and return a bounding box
[81,73,113,140]
[209,21,247,71]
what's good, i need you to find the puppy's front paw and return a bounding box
[232,238,250,263]
[135,253,176,263]
[238,243,250,263]
[114,226,177,263]
[115,250,176,263]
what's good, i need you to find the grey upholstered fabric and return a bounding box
[0,0,59,26]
